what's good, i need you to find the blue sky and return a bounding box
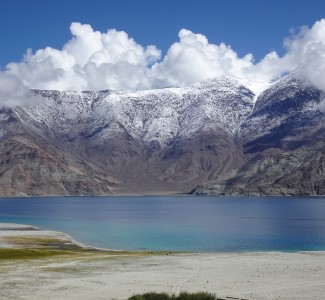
[1,0,325,106]
[1,0,325,66]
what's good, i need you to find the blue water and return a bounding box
[0,196,325,252]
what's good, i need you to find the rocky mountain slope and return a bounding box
[0,107,116,196]
[193,74,325,195]
[0,77,255,195]
[0,73,324,196]
[192,140,325,196]
[238,73,325,154]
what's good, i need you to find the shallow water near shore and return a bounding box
[0,196,325,252]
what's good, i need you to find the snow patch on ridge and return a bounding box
[26,76,254,146]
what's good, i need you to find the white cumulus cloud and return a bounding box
[283,19,325,110]
[0,73,41,107]
[5,22,161,92]
[285,20,325,90]
[1,20,325,109]
[151,29,255,87]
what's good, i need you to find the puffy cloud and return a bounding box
[151,29,255,87]
[278,19,325,112]
[285,20,325,89]
[5,22,161,92]
[151,20,325,98]
[0,73,41,107]
[282,19,325,111]
[1,20,325,108]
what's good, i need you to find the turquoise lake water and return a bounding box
[0,196,325,252]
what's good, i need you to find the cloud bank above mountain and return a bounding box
[1,19,325,108]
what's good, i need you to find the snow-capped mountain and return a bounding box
[194,73,325,196]
[27,76,253,146]
[0,76,254,195]
[238,73,325,154]
[0,73,324,196]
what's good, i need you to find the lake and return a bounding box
[0,196,325,252]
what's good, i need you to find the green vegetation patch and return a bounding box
[5,236,83,250]
[0,248,76,260]
[1,236,90,260]
[1,235,178,261]
[128,292,216,300]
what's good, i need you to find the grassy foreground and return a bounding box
[0,248,78,260]
[0,236,176,260]
[128,292,217,300]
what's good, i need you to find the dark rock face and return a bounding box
[192,140,325,196]
[0,110,116,196]
[146,127,245,184]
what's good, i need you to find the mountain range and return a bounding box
[0,73,324,196]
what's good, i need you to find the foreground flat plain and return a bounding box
[0,224,325,300]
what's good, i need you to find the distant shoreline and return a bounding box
[0,194,325,200]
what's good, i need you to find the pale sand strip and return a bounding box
[0,223,98,250]
[0,223,325,300]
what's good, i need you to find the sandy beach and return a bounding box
[0,223,324,300]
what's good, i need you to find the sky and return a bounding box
[1,0,325,106]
